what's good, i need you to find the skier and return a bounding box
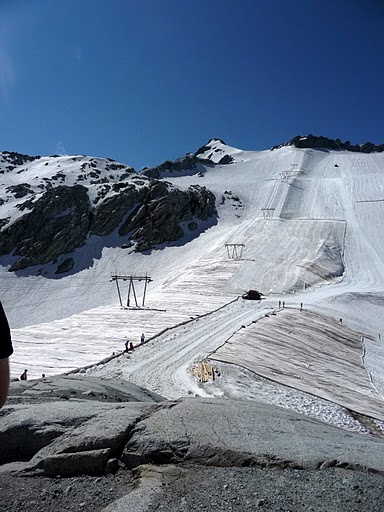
[141,333,145,345]
[124,340,129,353]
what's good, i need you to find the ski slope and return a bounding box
[4,140,384,430]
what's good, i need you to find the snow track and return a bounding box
[91,299,273,399]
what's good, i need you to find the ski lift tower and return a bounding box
[225,243,245,259]
[111,274,153,308]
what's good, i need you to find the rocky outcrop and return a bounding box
[1,376,163,476]
[0,177,216,272]
[0,151,41,169]
[3,378,384,512]
[89,185,141,236]
[7,375,164,405]
[194,138,236,164]
[55,257,74,274]
[0,185,90,271]
[121,397,384,472]
[6,183,33,198]
[217,154,234,164]
[119,183,216,252]
[3,384,384,478]
[142,154,213,179]
[142,139,235,179]
[272,134,384,153]
[195,138,226,157]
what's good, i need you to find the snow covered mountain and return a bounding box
[0,151,216,274]
[3,135,384,433]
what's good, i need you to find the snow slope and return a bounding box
[3,140,384,431]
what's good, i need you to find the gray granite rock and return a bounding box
[0,400,158,475]
[7,375,164,405]
[0,376,163,476]
[122,397,384,473]
[3,385,384,486]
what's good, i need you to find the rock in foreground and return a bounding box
[2,377,384,511]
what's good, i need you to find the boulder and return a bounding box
[1,376,163,476]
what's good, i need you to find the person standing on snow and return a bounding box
[141,333,145,345]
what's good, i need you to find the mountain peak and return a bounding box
[195,138,239,164]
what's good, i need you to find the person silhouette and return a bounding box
[0,301,12,409]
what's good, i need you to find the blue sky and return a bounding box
[0,0,383,169]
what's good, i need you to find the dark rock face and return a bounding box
[195,138,226,157]
[55,257,74,274]
[0,185,90,271]
[6,183,32,198]
[193,139,235,165]
[90,185,141,236]
[0,218,9,229]
[119,183,217,252]
[1,151,40,167]
[85,179,216,253]
[272,134,384,153]
[218,154,234,164]
[0,148,219,273]
[142,154,213,179]
[0,175,216,272]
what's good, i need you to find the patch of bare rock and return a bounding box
[1,376,384,511]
